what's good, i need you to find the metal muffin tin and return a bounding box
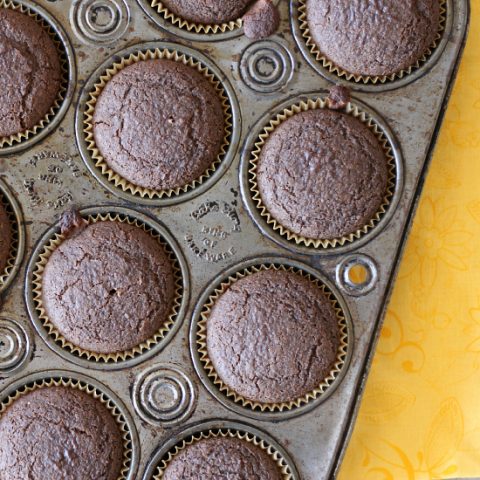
[0,0,470,479]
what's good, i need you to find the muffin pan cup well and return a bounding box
[0,370,139,480]
[0,0,76,156]
[24,206,190,370]
[0,179,25,296]
[292,0,451,91]
[190,257,352,421]
[76,42,240,207]
[241,94,401,254]
[0,0,470,479]
[136,0,280,42]
[142,419,299,480]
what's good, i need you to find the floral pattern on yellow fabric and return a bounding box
[339,2,480,478]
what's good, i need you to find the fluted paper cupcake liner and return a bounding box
[149,0,243,34]
[0,190,20,290]
[0,376,133,480]
[152,428,293,479]
[31,212,184,363]
[83,48,233,199]
[195,263,349,412]
[0,0,69,148]
[248,97,397,249]
[297,0,447,84]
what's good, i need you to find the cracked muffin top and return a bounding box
[256,108,389,241]
[162,436,282,480]
[305,0,441,77]
[206,269,340,404]
[0,8,62,138]
[160,0,255,24]
[41,220,176,354]
[92,58,225,191]
[0,386,124,480]
[0,202,12,274]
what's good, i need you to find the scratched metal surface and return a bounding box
[0,0,470,479]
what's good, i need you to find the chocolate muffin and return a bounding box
[256,109,389,240]
[0,202,12,274]
[162,436,282,480]
[0,386,124,480]
[305,0,441,77]
[0,8,61,138]
[160,0,254,24]
[41,220,176,354]
[206,269,340,404]
[93,58,225,191]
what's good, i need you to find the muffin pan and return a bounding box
[0,0,470,479]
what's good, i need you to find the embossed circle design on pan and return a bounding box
[0,317,31,374]
[239,39,294,93]
[24,205,190,371]
[70,0,130,45]
[132,363,197,426]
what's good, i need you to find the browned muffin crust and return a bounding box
[206,269,340,404]
[326,85,350,110]
[0,8,61,138]
[42,220,175,354]
[162,436,282,480]
[0,202,12,274]
[160,0,254,24]
[257,109,389,240]
[93,58,225,191]
[0,386,124,480]
[243,0,280,40]
[305,0,441,77]
[59,207,88,239]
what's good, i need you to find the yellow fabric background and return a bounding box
[338,2,480,479]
